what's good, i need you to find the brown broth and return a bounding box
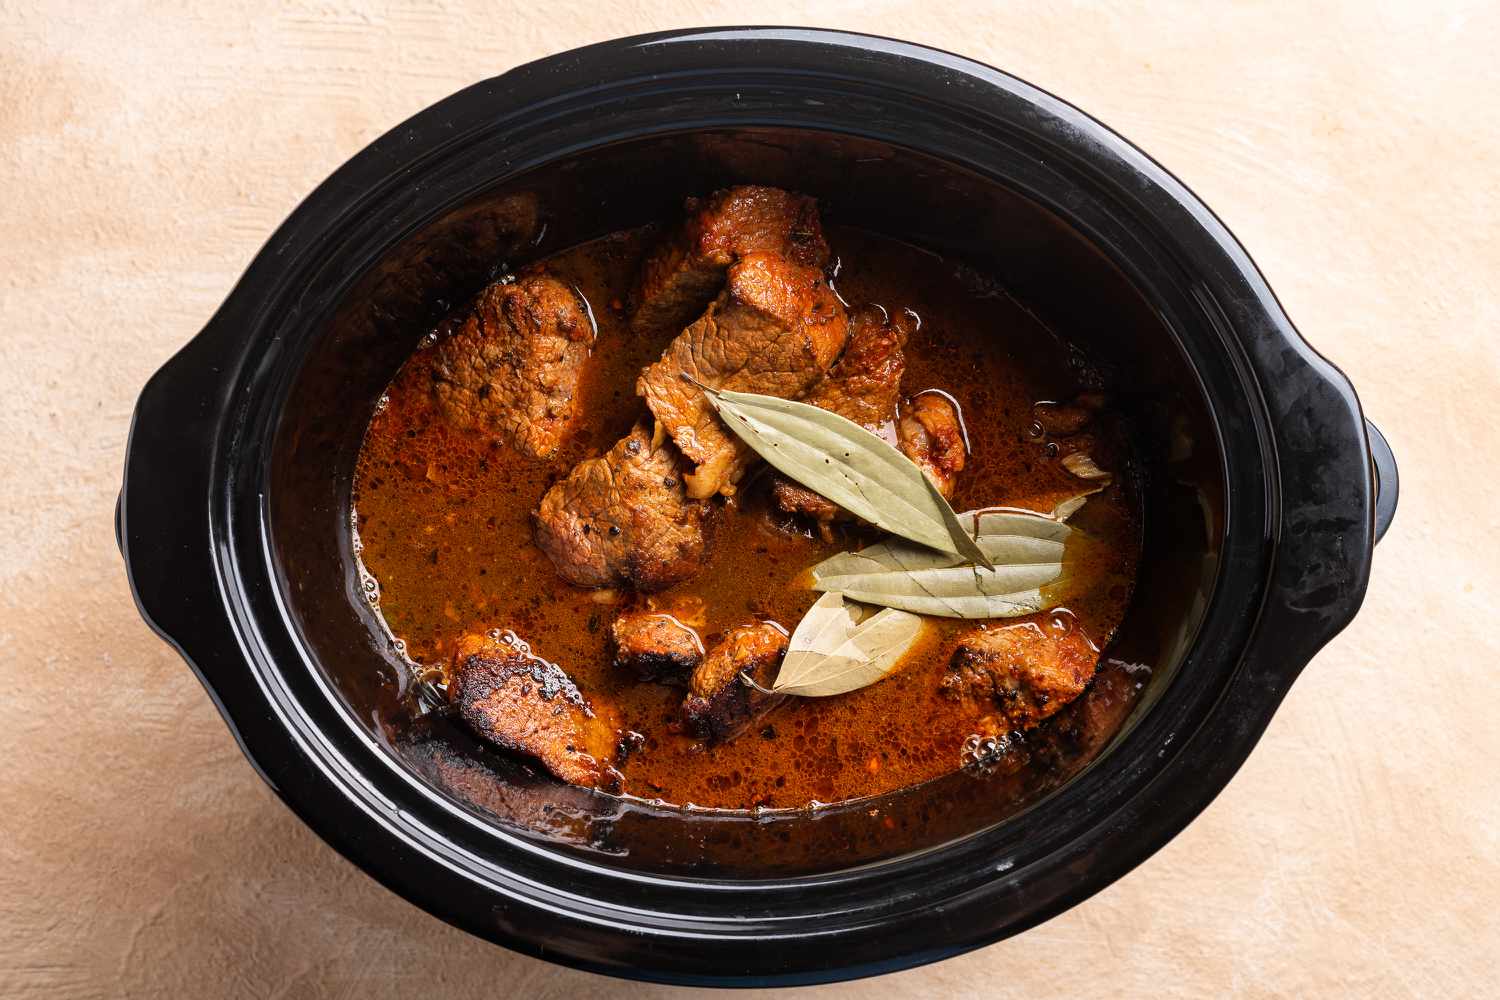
[352,225,1141,810]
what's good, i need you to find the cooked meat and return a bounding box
[430,273,595,459]
[941,620,1100,730]
[447,630,619,786]
[802,304,911,428]
[631,186,830,336]
[682,622,789,743]
[767,480,841,530]
[534,420,713,592]
[638,252,848,498]
[1033,392,1107,437]
[897,391,968,499]
[1041,661,1140,759]
[770,305,911,532]
[610,611,704,683]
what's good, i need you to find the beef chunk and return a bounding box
[767,479,844,533]
[630,186,830,336]
[447,630,618,786]
[771,305,911,532]
[767,309,968,527]
[430,273,594,459]
[1041,661,1140,761]
[1033,392,1107,438]
[682,623,789,743]
[610,611,704,683]
[941,620,1100,730]
[801,304,910,428]
[897,392,968,499]
[638,253,848,498]
[534,420,713,592]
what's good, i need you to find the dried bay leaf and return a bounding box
[809,505,1090,619]
[694,382,993,568]
[777,591,861,685]
[772,598,926,697]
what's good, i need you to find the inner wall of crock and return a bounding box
[268,128,1223,876]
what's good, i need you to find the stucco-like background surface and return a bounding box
[3,2,1497,997]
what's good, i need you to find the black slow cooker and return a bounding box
[119,28,1397,987]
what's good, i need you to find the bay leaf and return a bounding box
[777,591,861,685]
[809,505,1084,619]
[694,382,992,568]
[773,602,926,697]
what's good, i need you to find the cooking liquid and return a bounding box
[352,226,1141,810]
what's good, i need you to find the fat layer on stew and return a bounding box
[352,186,1142,810]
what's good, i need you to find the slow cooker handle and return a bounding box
[1366,419,1398,544]
[117,330,233,687]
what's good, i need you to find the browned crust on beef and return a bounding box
[534,421,714,592]
[682,622,789,743]
[630,186,830,336]
[430,273,594,459]
[638,253,848,498]
[941,621,1099,730]
[447,631,618,786]
[610,611,704,683]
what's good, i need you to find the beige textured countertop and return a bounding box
[3,3,1497,997]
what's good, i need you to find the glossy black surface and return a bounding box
[1366,420,1398,543]
[119,28,1394,986]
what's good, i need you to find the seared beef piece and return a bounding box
[430,273,594,459]
[682,623,789,743]
[610,611,704,683]
[768,481,842,530]
[768,479,843,532]
[941,620,1100,730]
[1033,392,1107,438]
[630,186,830,336]
[802,304,911,428]
[1040,661,1139,761]
[638,253,848,498]
[897,392,968,500]
[534,421,713,592]
[770,305,912,532]
[447,630,619,786]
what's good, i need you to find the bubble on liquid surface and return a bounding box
[961,732,1011,769]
